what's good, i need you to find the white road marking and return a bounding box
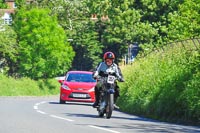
[89,125,121,133]
[34,101,47,114]
[33,105,38,110]
[34,101,74,122]
[50,115,74,122]
[34,101,120,133]
[37,110,47,114]
[33,101,47,110]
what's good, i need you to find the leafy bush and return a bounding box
[118,40,200,125]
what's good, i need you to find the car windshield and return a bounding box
[66,73,96,83]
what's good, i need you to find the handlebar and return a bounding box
[99,71,117,77]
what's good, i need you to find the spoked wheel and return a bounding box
[106,94,114,119]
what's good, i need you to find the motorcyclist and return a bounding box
[92,51,124,108]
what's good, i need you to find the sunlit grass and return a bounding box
[118,41,200,125]
[0,74,60,96]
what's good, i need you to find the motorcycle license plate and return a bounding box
[107,75,115,84]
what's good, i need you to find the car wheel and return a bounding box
[59,98,65,104]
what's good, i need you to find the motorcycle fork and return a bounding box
[97,90,105,110]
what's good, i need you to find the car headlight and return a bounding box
[61,85,71,90]
[88,87,95,92]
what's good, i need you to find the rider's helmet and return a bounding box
[103,52,115,60]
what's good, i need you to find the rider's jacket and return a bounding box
[93,61,123,80]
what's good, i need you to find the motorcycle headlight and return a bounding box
[61,85,71,90]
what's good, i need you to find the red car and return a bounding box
[58,71,97,104]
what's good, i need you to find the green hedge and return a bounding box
[118,41,200,125]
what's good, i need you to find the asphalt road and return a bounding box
[0,96,199,133]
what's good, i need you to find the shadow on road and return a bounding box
[48,101,200,133]
[49,101,93,107]
[65,113,98,118]
[65,112,200,133]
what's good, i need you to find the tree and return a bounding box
[71,21,102,70]
[34,0,103,70]
[13,8,75,79]
[85,0,158,60]
[0,24,17,75]
[168,0,200,40]
[0,0,8,8]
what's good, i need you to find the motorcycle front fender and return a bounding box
[107,88,115,94]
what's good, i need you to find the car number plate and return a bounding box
[73,93,87,98]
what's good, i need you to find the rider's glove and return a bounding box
[92,71,99,79]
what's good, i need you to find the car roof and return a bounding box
[67,71,93,74]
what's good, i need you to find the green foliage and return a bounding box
[35,0,103,70]
[0,25,17,74]
[118,40,200,125]
[133,0,184,43]
[30,0,200,70]
[13,8,75,79]
[84,0,159,64]
[168,0,200,40]
[14,0,27,9]
[0,0,8,8]
[71,22,103,70]
[107,8,157,44]
[0,73,59,96]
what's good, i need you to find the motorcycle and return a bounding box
[96,69,118,119]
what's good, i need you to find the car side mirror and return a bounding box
[58,79,64,84]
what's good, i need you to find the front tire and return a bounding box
[59,97,65,104]
[106,94,114,119]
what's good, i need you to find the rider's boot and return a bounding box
[92,100,99,108]
[93,89,100,108]
[93,102,98,108]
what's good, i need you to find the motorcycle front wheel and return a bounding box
[106,94,114,119]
